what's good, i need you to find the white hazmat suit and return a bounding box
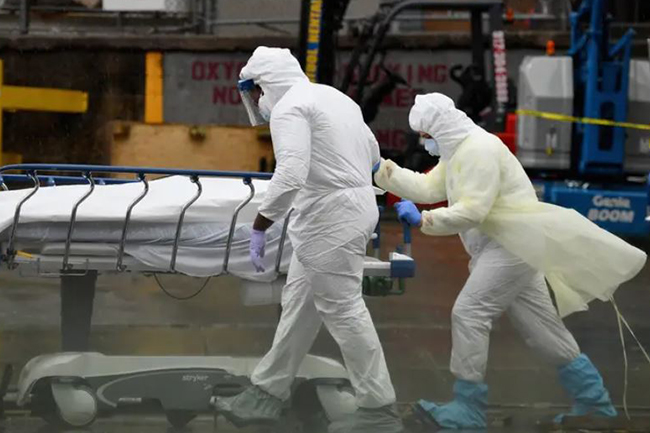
[231,47,396,412]
[374,93,646,428]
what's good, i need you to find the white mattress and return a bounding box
[0,176,292,279]
[0,175,270,228]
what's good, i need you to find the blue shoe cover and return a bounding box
[416,380,487,429]
[554,354,617,423]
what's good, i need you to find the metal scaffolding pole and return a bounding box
[19,0,30,34]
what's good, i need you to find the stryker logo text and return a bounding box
[182,374,209,382]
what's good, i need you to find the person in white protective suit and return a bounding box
[374,93,647,430]
[214,46,404,433]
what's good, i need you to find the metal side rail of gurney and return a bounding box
[0,164,415,349]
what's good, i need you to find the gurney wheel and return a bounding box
[166,410,196,429]
[33,382,98,429]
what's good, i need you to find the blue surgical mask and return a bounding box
[423,138,440,156]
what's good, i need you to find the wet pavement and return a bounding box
[0,221,649,431]
[1,410,649,433]
[0,415,510,433]
[0,412,603,433]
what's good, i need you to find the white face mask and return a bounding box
[422,137,440,156]
[258,95,273,121]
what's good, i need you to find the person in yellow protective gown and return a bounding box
[374,92,647,430]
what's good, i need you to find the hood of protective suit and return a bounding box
[408,93,479,160]
[240,46,309,116]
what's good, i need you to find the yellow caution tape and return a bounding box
[15,251,33,259]
[516,109,650,131]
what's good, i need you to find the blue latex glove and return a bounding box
[250,229,266,272]
[395,199,422,227]
[372,161,381,174]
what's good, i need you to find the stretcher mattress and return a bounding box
[0,176,293,279]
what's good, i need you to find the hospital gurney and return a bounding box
[0,164,415,429]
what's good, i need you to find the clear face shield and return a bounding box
[238,79,267,126]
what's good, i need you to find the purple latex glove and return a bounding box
[250,229,266,272]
